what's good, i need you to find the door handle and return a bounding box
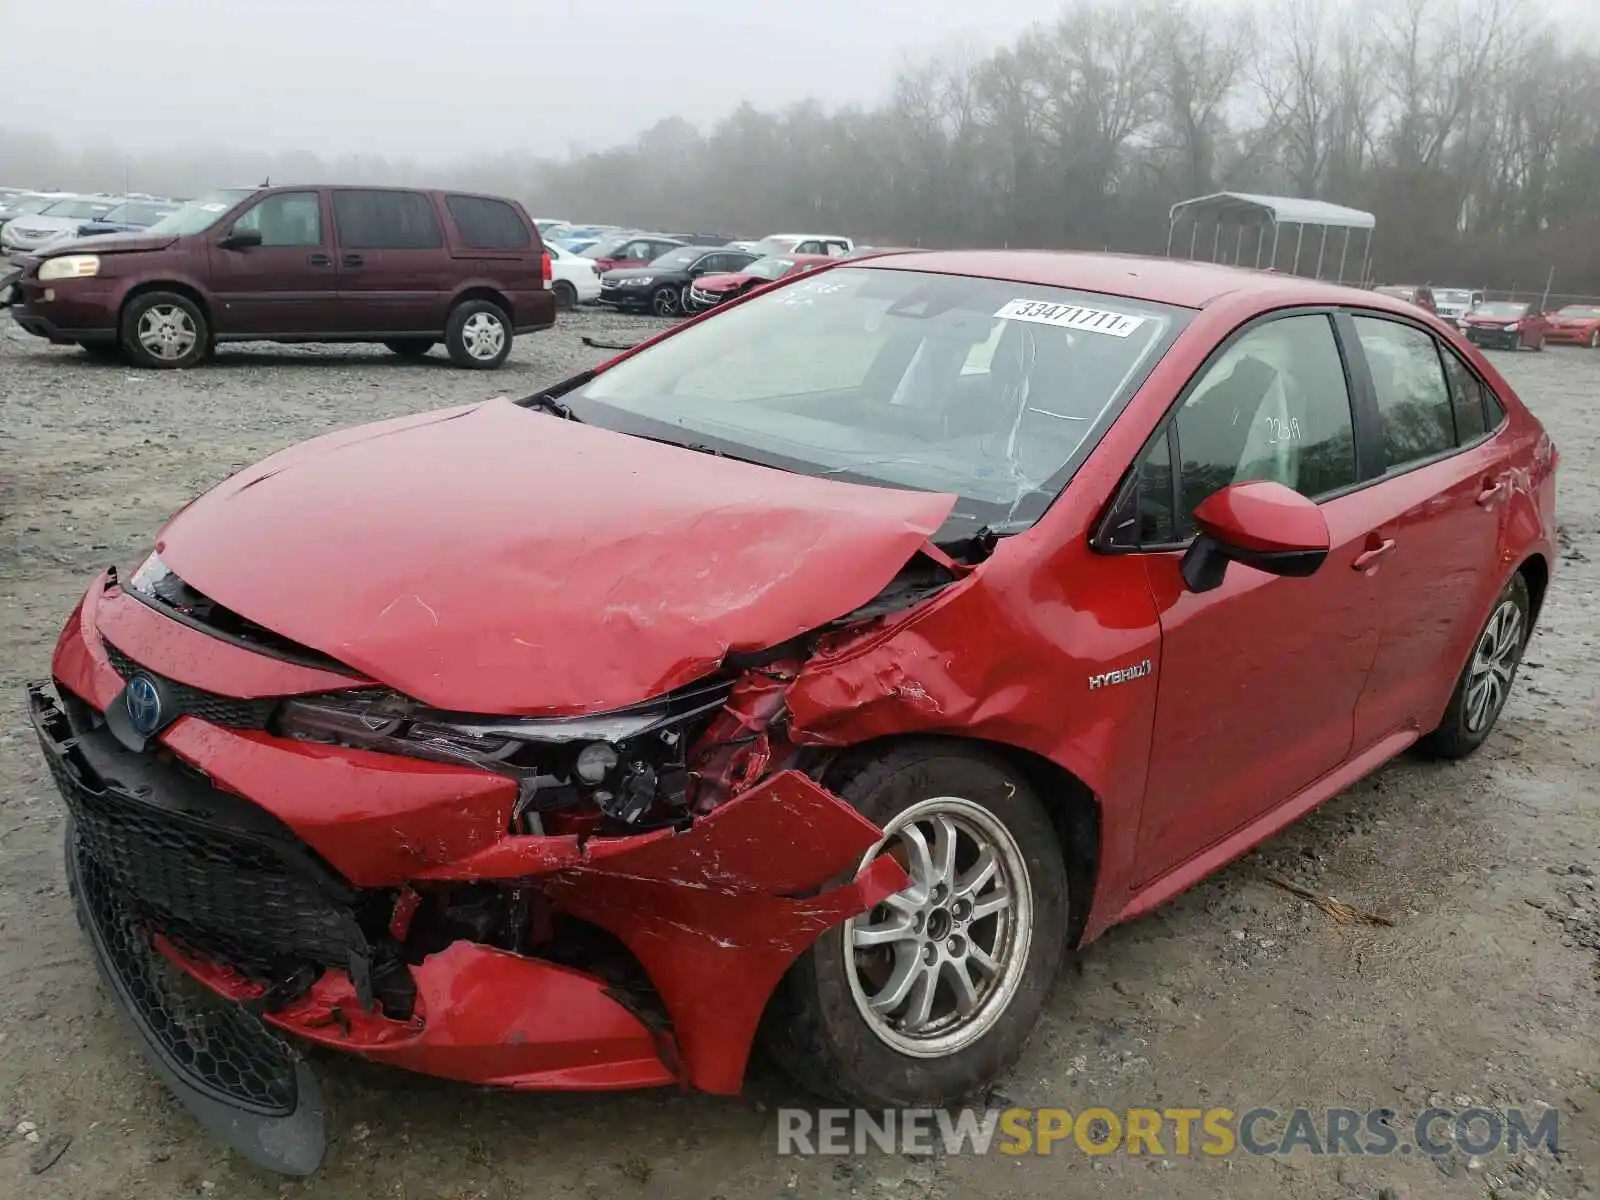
[342,253,364,267]
[1351,538,1396,571]
[307,252,331,266]
[1477,479,1506,507]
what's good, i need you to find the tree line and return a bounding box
[7,0,1600,293]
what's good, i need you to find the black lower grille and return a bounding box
[102,640,277,731]
[70,827,300,1115]
[31,686,367,984]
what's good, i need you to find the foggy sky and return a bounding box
[14,0,1600,165]
[8,0,1064,160]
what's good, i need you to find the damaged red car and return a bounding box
[31,251,1557,1175]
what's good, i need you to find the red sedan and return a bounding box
[1543,303,1600,348]
[685,252,832,311]
[1462,300,1551,351]
[30,251,1557,1175]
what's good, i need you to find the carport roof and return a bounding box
[1169,191,1376,230]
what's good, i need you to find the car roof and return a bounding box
[858,249,1418,312]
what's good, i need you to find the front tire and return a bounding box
[763,745,1069,1107]
[444,299,512,370]
[1417,572,1530,759]
[650,285,680,317]
[121,291,209,370]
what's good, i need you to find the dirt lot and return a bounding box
[0,312,1596,1200]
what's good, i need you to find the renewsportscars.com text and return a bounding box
[777,1106,1559,1158]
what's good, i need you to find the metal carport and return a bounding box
[1166,191,1375,284]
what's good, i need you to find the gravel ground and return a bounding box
[0,311,1596,1200]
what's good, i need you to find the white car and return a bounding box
[1434,286,1484,329]
[547,242,601,309]
[1,195,122,254]
[749,233,854,257]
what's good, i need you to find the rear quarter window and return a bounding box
[445,195,532,250]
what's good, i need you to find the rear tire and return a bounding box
[762,744,1069,1107]
[444,299,512,370]
[1417,572,1530,759]
[384,338,434,359]
[552,280,577,311]
[121,291,209,370]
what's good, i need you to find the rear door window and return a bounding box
[445,195,531,249]
[1351,316,1456,469]
[1440,347,1489,443]
[332,190,444,250]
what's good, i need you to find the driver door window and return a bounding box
[232,191,323,246]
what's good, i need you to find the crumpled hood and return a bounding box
[155,398,957,716]
[42,231,177,256]
[695,271,757,292]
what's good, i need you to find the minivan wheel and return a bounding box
[121,292,209,370]
[384,338,435,359]
[1417,572,1530,759]
[762,744,1069,1107]
[552,280,578,311]
[445,300,512,369]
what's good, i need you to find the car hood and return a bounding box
[696,271,758,291]
[604,267,683,282]
[44,231,177,256]
[1465,316,1520,326]
[153,397,958,716]
[6,215,88,233]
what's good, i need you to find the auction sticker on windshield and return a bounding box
[995,299,1146,338]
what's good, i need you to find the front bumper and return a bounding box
[11,277,119,343]
[35,571,904,1173]
[686,285,733,312]
[597,283,655,308]
[1465,327,1521,350]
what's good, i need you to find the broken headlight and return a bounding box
[276,680,732,828]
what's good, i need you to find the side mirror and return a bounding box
[1179,480,1330,594]
[218,228,263,251]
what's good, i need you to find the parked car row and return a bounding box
[1,190,184,257]
[1371,280,1600,350]
[3,183,556,370]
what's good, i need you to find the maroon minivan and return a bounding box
[9,185,555,370]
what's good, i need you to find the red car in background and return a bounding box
[1543,302,1600,347]
[1462,299,1551,351]
[684,252,831,311]
[30,252,1556,1176]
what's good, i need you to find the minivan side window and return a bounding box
[1172,314,1359,538]
[232,191,322,246]
[1351,316,1454,470]
[445,194,531,249]
[332,190,444,250]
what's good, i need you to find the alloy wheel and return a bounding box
[1465,598,1524,733]
[460,312,506,361]
[652,287,679,317]
[844,796,1032,1058]
[136,304,198,362]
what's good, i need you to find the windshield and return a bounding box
[1435,289,1473,305]
[100,201,179,226]
[1557,305,1600,319]
[42,198,119,220]
[582,236,633,259]
[1473,302,1527,318]
[744,256,795,280]
[3,195,58,216]
[564,267,1187,533]
[145,188,256,236]
[651,247,703,269]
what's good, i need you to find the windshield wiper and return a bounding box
[525,394,579,420]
